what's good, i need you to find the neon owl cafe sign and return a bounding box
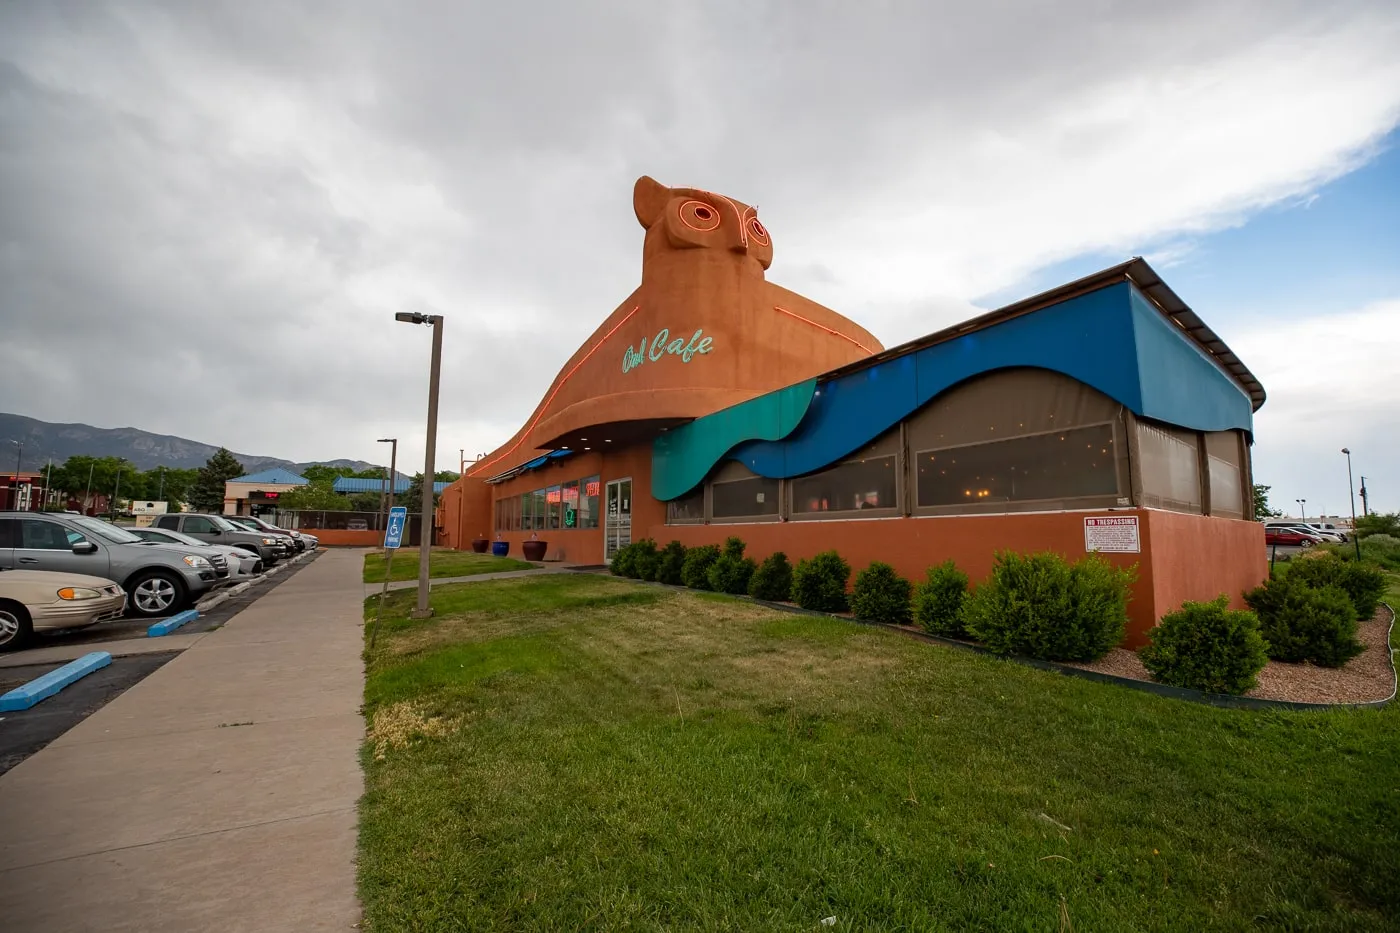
[621,327,713,374]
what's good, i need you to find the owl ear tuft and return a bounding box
[633,175,671,228]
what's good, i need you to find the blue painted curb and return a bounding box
[147,609,200,637]
[0,651,113,712]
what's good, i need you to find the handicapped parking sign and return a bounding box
[383,506,408,549]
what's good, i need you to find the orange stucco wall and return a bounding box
[653,509,1265,648]
[1141,510,1267,620]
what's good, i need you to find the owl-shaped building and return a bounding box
[437,176,1267,647]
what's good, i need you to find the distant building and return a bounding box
[0,471,49,511]
[224,468,309,516]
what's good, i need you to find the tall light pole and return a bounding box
[377,438,398,531]
[9,441,20,510]
[396,311,443,619]
[113,468,123,519]
[157,466,165,502]
[1342,449,1362,559]
[1296,498,1306,521]
[83,461,95,515]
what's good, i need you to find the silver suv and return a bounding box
[153,513,289,564]
[0,512,226,618]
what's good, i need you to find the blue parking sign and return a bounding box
[384,506,408,549]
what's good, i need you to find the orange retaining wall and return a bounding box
[1141,510,1266,621]
[307,529,384,547]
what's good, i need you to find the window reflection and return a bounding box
[917,424,1118,507]
[792,456,897,514]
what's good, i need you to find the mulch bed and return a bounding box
[1062,604,1396,705]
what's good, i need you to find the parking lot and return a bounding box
[0,549,319,775]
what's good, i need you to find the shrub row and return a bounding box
[613,538,1137,664]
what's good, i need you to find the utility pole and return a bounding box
[10,441,20,511]
[1359,476,1369,517]
[44,457,53,509]
[377,438,398,532]
[157,466,165,501]
[113,468,123,519]
[84,462,95,515]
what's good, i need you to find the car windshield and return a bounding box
[209,516,245,532]
[70,516,143,544]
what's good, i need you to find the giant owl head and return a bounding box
[633,175,773,273]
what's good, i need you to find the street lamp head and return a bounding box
[1341,447,1350,455]
[377,438,396,443]
[395,312,441,326]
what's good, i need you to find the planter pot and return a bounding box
[491,541,510,557]
[471,537,489,553]
[522,540,548,562]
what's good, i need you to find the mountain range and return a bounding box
[0,413,379,475]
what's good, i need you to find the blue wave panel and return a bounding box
[1129,288,1254,433]
[736,282,1149,478]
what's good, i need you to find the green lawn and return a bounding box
[358,572,1399,931]
[362,548,534,583]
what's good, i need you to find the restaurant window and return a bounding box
[561,480,580,528]
[545,485,562,530]
[520,491,534,530]
[667,484,705,524]
[580,475,601,529]
[711,462,780,521]
[916,424,1118,508]
[1204,431,1245,519]
[790,434,900,518]
[905,367,1130,514]
[1138,420,1202,514]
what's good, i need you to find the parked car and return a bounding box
[152,513,288,565]
[128,527,263,578]
[0,511,225,619]
[1303,522,1349,542]
[1264,527,1322,548]
[224,515,304,553]
[1265,521,1345,543]
[0,568,128,651]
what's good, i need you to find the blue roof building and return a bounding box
[230,468,310,485]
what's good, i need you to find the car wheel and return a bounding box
[0,600,34,653]
[1299,539,1314,549]
[126,571,188,618]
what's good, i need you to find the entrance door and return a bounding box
[604,478,632,561]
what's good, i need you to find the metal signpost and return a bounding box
[370,506,408,650]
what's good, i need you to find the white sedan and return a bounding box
[0,569,127,652]
[128,527,264,578]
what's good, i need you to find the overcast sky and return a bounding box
[2,2,1398,513]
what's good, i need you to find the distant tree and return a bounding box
[1253,484,1281,520]
[189,448,245,513]
[279,482,351,511]
[1353,512,1400,539]
[300,463,360,485]
[50,455,134,511]
[397,473,439,515]
[349,491,383,512]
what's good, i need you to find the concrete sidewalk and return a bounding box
[0,548,366,932]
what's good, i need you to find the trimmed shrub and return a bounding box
[722,536,746,559]
[610,542,639,578]
[632,539,660,582]
[851,561,913,624]
[963,551,1135,661]
[914,560,969,636]
[748,552,794,602]
[681,544,721,590]
[708,553,757,595]
[792,551,852,613]
[1287,552,1387,619]
[1139,596,1270,695]
[1243,576,1362,667]
[655,541,687,586]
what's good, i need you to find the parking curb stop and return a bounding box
[0,651,113,712]
[147,610,200,638]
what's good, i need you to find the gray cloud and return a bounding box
[2,1,1398,508]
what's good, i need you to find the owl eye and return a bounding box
[678,200,721,232]
[748,217,770,246]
